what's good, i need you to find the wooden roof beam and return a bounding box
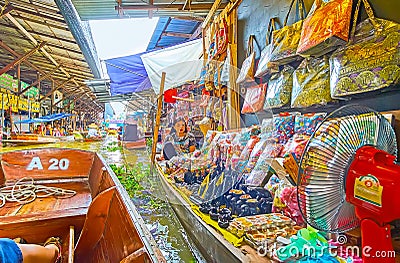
[0,40,94,103]
[117,3,227,11]
[11,5,67,25]
[0,41,45,76]
[162,32,192,38]
[0,22,76,44]
[5,13,80,88]
[173,16,204,22]
[1,32,83,55]
[39,77,73,102]
[9,0,61,16]
[182,0,192,11]
[0,4,14,20]
[202,0,223,28]
[12,13,69,32]
[18,64,61,95]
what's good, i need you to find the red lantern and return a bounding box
[164,88,178,103]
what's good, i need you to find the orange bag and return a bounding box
[297,0,353,57]
[241,83,267,114]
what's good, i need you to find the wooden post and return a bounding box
[151,72,166,171]
[9,107,13,134]
[1,95,4,135]
[17,64,21,133]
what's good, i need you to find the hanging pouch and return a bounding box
[270,0,307,65]
[255,17,280,78]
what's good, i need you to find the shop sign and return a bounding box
[53,90,63,108]
[30,101,40,113]
[0,73,17,92]
[8,94,18,112]
[21,82,39,99]
[0,92,40,113]
[18,98,28,111]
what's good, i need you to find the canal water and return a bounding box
[0,140,205,263]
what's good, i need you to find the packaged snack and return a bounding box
[294,113,326,136]
[280,134,310,160]
[242,138,269,174]
[273,112,298,143]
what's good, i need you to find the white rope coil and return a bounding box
[0,177,77,208]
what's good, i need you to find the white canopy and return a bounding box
[141,39,203,94]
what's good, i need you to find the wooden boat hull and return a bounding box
[0,148,165,263]
[83,137,103,142]
[123,138,146,150]
[156,165,250,263]
[2,139,58,146]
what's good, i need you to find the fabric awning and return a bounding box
[105,52,152,96]
[14,113,75,124]
[141,39,203,94]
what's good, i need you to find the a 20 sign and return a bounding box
[26,157,70,171]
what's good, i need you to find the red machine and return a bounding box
[298,105,399,263]
[346,146,400,262]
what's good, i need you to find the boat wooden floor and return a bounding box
[0,179,91,246]
[0,180,91,218]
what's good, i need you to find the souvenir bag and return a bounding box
[270,0,307,65]
[297,0,353,57]
[264,65,295,109]
[291,56,332,108]
[330,0,400,98]
[254,18,280,78]
[236,35,257,84]
[294,112,326,136]
[214,61,223,89]
[273,112,298,143]
[220,45,232,86]
[216,17,229,57]
[199,88,211,108]
[241,83,267,114]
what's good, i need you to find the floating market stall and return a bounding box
[151,0,400,262]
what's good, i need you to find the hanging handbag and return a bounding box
[330,0,400,98]
[220,45,232,86]
[241,83,267,114]
[270,0,307,65]
[216,17,229,57]
[236,35,257,84]
[255,17,280,78]
[264,65,295,109]
[291,56,332,108]
[297,0,353,57]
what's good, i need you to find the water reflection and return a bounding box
[0,141,205,263]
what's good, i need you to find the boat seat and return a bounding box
[75,186,117,255]
[74,186,116,258]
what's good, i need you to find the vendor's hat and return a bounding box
[88,123,98,129]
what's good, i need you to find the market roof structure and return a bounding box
[0,0,104,115]
[147,16,202,50]
[70,0,229,20]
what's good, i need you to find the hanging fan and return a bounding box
[297,104,400,263]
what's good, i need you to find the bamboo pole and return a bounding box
[1,95,4,135]
[150,72,166,171]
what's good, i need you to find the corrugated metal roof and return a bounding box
[70,0,228,21]
[0,0,104,113]
[147,17,201,50]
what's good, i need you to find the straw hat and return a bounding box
[88,123,98,129]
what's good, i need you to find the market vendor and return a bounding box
[162,117,196,160]
[87,123,99,138]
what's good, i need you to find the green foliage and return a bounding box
[102,141,122,152]
[110,163,145,197]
